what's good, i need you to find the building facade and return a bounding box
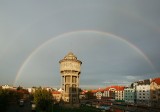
[150,78,160,107]
[52,91,61,103]
[94,86,125,101]
[124,87,135,104]
[114,86,124,101]
[59,52,82,104]
[136,80,151,106]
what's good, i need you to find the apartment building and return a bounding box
[150,77,160,107]
[136,79,151,106]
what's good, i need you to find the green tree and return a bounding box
[0,88,9,111]
[0,88,21,111]
[86,91,96,100]
[17,86,23,91]
[33,88,53,112]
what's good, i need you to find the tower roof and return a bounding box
[59,52,82,64]
[64,52,77,60]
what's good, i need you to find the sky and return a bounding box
[0,0,160,89]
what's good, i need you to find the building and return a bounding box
[43,87,53,91]
[92,86,125,101]
[136,79,151,106]
[95,88,105,99]
[2,85,16,90]
[114,86,125,101]
[124,87,135,104]
[103,86,124,101]
[79,90,88,100]
[52,91,62,103]
[59,52,82,104]
[150,77,160,107]
[27,87,37,93]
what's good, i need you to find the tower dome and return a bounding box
[64,52,77,60]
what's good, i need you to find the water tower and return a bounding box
[59,52,82,104]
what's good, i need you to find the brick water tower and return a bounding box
[59,52,82,104]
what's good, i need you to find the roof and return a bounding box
[52,91,61,94]
[152,77,160,85]
[59,52,82,64]
[135,79,150,85]
[64,52,77,60]
[91,86,125,93]
[105,86,125,91]
[17,90,29,94]
[91,90,98,93]
[80,90,88,94]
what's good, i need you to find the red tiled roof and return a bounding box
[98,88,105,92]
[91,88,105,93]
[17,90,29,94]
[105,86,125,91]
[81,90,88,94]
[91,90,98,93]
[89,86,125,93]
[152,77,160,85]
[52,91,61,94]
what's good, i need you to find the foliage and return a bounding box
[33,88,53,112]
[0,88,9,111]
[0,88,19,111]
[17,86,23,91]
[86,91,96,100]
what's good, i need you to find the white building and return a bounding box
[27,88,36,93]
[103,86,125,101]
[2,85,15,90]
[95,91,103,99]
[114,87,125,101]
[136,80,151,106]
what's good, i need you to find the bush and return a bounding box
[33,88,53,112]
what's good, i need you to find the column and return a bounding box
[63,76,66,93]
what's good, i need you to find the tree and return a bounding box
[0,88,18,111]
[33,88,53,112]
[86,91,96,100]
[0,88,9,111]
[17,86,23,91]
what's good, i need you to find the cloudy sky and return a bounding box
[0,0,160,89]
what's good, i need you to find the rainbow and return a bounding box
[13,30,156,86]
